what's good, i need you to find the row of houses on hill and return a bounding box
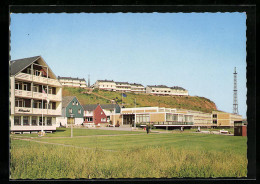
[56,77,189,96]
[93,80,189,96]
[9,56,242,133]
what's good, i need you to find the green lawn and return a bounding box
[10,128,247,179]
[11,127,145,137]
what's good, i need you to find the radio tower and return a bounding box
[233,67,238,114]
[88,74,90,87]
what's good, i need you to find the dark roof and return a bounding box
[82,104,99,111]
[129,83,144,87]
[62,96,76,108]
[82,104,120,111]
[97,79,114,82]
[147,85,169,88]
[100,104,120,110]
[170,86,186,90]
[115,82,130,85]
[58,76,86,81]
[10,56,41,76]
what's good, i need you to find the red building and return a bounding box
[82,104,107,125]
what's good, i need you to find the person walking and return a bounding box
[146,124,149,134]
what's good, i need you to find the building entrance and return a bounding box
[67,117,75,125]
[123,114,135,126]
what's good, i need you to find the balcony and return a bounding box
[15,90,61,101]
[15,107,61,116]
[15,73,61,87]
[15,89,32,98]
[15,73,32,81]
[33,92,61,101]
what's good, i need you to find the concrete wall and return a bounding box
[56,117,83,127]
[150,113,165,122]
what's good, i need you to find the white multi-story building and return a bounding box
[146,85,188,96]
[170,86,189,96]
[58,76,87,88]
[115,82,131,92]
[94,80,188,96]
[130,83,146,93]
[9,56,62,133]
[94,80,116,91]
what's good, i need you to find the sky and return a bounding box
[10,13,247,118]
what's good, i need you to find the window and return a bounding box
[172,115,178,121]
[15,83,22,90]
[42,86,47,93]
[47,117,52,125]
[14,116,21,126]
[86,117,93,122]
[213,114,217,118]
[35,70,41,76]
[48,87,52,94]
[23,84,28,91]
[78,109,81,114]
[33,101,38,108]
[23,116,29,126]
[76,102,79,106]
[185,115,192,122]
[27,68,32,74]
[136,114,150,123]
[32,116,37,126]
[48,103,52,109]
[213,120,217,124]
[101,118,106,122]
[72,101,75,105]
[69,108,72,113]
[33,85,38,92]
[39,117,45,126]
[15,98,24,107]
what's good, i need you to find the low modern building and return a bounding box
[146,85,189,96]
[121,107,194,129]
[10,56,62,133]
[184,110,213,127]
[56,96,84,127]
[212,111,243,127]
[58,76,87,88]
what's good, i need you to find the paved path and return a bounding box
[11,132,146,140]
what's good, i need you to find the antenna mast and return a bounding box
[88,74,90,87]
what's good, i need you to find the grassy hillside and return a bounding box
[62,87,217,113]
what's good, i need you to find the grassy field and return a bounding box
[10,128,247,179]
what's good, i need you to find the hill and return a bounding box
[62,87,217,113]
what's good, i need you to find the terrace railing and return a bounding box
[14,107,61,116]
[15,73,61,87]
[139,121,194,125]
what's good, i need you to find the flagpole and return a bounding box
[42,92,43,133]
[134,98,136,128]
[121,92,123,126]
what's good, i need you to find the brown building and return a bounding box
[212,111,243,127]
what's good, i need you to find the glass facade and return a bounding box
[136,114,150,123]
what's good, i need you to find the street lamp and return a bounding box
[70,114,74,138]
